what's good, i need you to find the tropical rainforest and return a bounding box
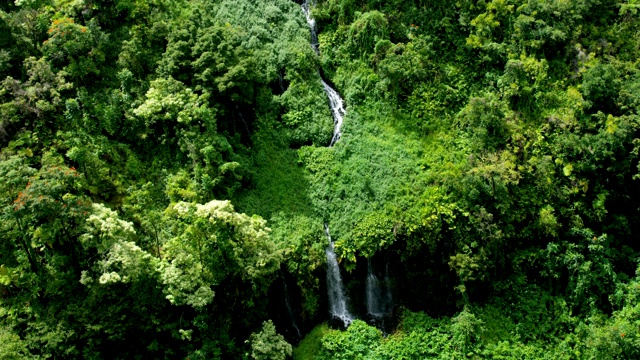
[1,0,640,358]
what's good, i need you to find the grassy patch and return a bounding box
[293,323,332,360]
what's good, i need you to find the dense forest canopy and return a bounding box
[0,0,639,358]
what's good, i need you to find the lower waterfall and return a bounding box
[324,224,355,327]
[366,258,393,316]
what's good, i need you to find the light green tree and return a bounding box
[247,320,292,360]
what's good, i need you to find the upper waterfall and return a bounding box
[322,80,346,146]
[301,0,346,147]
[301,0,319,54]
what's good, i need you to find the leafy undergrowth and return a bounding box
[296,270,640,359]
[293,323,332,360]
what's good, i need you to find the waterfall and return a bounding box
[301,0,346,147]
[322,80,346,146]
[301,0,353,328]
[324,224,354,327]
[282,275,302,338]
[301,0,319,55]
[366,259,393,318]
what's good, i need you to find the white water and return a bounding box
[324,224,354,327]
[302,0,353,328]
[366,259,393,318]
[322,80,346,146]
[301,0,346,147]
[301,0,319,54]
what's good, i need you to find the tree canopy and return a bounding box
[0,0,639,358]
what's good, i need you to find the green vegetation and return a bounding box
[293,323,331,360]
[0,0,639,358]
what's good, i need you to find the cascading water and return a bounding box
[366,259,393,318]
[324,224,355,327]
[322,81,346,146]
[301,0,353,328]
[301,0,346,147]
[301,0,319,55]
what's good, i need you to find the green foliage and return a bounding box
[578,267,640,359]
[160,200,282,308]
[457,92,509,150]
[1,56,72,121]
[317,320,382,360]
[280,79,333,146]
[42,17,106,81]
[347,11,388,58]
[293,324,331,360]
[1,0,640,357]
[247,320,292,360]
[542,228,620,312]
[451,308,485,355]
[0,326,29,359]
[581,61,621,111]
[271,214,325,316]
